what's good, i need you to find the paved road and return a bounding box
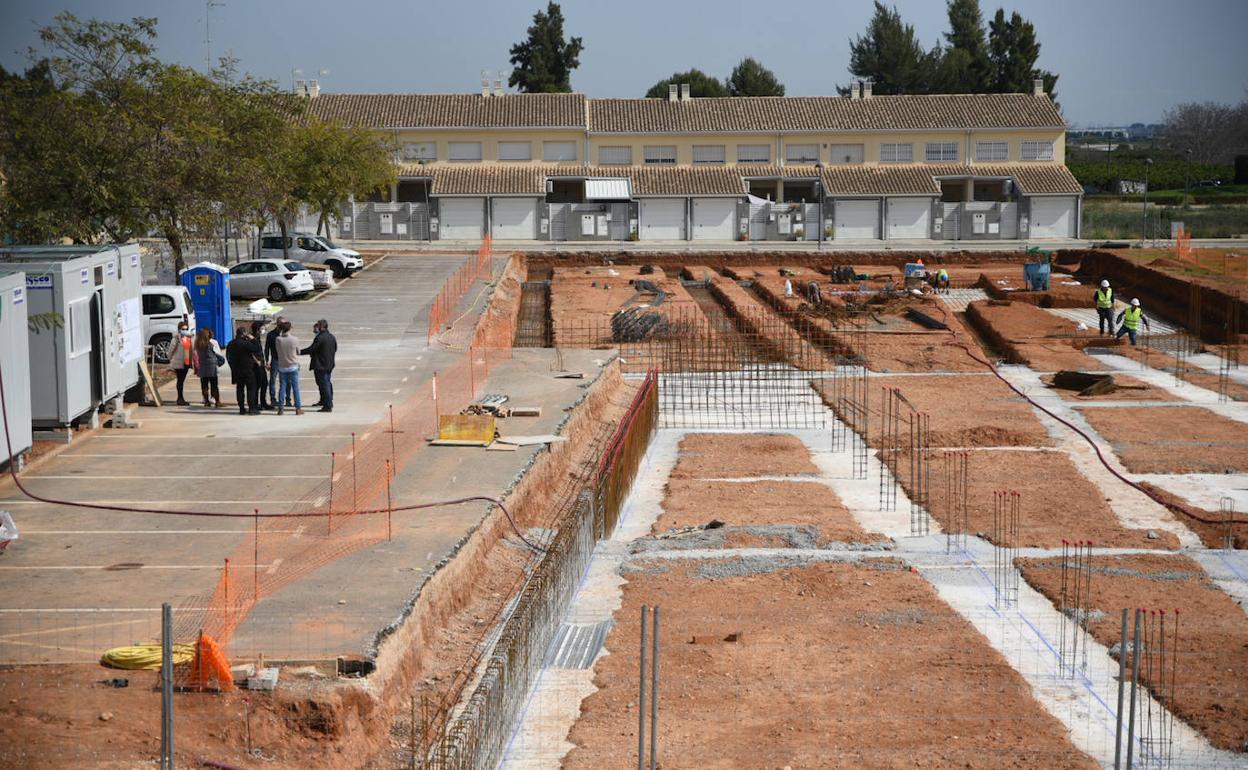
[0,253,606,663]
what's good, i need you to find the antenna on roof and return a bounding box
[481,69,491,98]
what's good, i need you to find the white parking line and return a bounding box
[0,499,307,505]
[0,563,276,570]
[61,453,331,458]
[0,608,162,613]
[21,530,302,535]
[24,474,324,480]
[92,434,358,440]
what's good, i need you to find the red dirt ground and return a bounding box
[966,300,1109,371]
[657,479,883,546]
[1113,346,1248,402]
[670,432,819,479]
[1018,553,1248,753]
[899,449,1180,549]
[563,560,1097,769]
[1077,405,1248,474]
[550,266,703,346]
[1137,482,1247,549]
[859,374,1053,447]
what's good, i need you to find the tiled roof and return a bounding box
[395,161,1081,197]
[307,93,587,128]
[589,93,1064,133]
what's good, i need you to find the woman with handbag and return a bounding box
[193,328,224,408]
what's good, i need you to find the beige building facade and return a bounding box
[306,84,1082,243]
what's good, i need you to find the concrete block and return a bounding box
[246,667,279,691]
[230,663,255,684]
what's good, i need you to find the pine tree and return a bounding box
[644,69,729,99]
[987,9,1058,101]
[727,57,785,97]
[942,0,990,92]
[507,2,583,93]
[846,2,937,95]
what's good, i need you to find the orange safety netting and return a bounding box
[173,242,516,651]
[427,236,494,344]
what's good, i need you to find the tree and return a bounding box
[846,2,938,95]
[289,117,396,237]
[507,2,583,93]
[727,57,785,97]
[941,0,990,92]
[644,69,729,99]
[987,9,1058,101]
[1159,101,1247,166]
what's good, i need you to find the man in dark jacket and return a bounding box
[250,320,273,410]
[301,319,338,412]
[226,326,264,415]
[264,316,287,407]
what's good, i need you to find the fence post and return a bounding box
[637,605,648,770]
[160,602,174,770]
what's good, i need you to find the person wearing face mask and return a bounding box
[165,321,194,406]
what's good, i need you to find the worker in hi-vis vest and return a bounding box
[935,268,950,294]
[1115,298,1151,346]
[1094,279,1114,335]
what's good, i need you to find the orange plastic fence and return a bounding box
[173,245,516,652]
[1175,227,1192,262]
[427,237,494,343]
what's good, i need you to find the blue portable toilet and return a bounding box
[181,262,233,346]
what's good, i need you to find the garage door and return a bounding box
[886,198,931,240]
[691,199,736,241]
[640,199,685,240]
[439,198,484,240]
[1029,197,1076,239]
[491,198,537,240]
[834,200,879,240]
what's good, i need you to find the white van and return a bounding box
[141,285,196,363]
[259,233,363,279]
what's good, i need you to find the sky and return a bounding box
[1,0,1245,126]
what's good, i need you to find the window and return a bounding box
[976,141,1008,162]
[230,262,257,275]
[785,144,819,163]
[402,142,435,161]
[498,141,532,161]
[296,236,322,251]
[543,141,577,162]
[643,145,677,164]
[737,144,770,163]
[284,262,304,272]
[925,142,960,162]
[448,142,482,162]
[693,145,726,164]
[261,236,283,250]
[68,299,91,356]
[828,144,864,164]
[880,143,914,163]
[142,293,176,315]
[1021,140,1055,161]
[598,145,632,165]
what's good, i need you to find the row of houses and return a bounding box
[305,81,1083,243]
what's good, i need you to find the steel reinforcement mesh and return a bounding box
[421,372,658,770]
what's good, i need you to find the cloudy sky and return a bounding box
[2,0,1244,126]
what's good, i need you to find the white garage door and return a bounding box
[640,199,686,240]
[439,198,484,240]
[491,198,537,240]
[886,198,932,240]
[691,199,736,241]
[834,200,879,240]
[1029,197,1076,239]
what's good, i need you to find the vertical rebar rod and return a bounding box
[649,605,659,770]
[1127,608,1142,769]
[160,602,173,770]
[351,432,358,515]
[1115,608,1128,770]
[253,508,259,602]
[638,605,647,770]
[328,452,336,535]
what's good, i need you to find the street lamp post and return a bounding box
[814,162,824,250]
[420,159,431,243]
[1184,148,1192,210]
[1142,158,1153,243]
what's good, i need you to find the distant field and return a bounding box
[1082,198,1248,239]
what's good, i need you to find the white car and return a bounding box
[260,233,363,279]
[141,285,196,363]
[228,259,315,301]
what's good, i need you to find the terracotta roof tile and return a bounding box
[822,165,943,195]
[590,93,1064,133]
[308,93,587,128]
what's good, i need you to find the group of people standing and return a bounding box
[166,318,338,414]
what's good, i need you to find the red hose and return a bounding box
[933,301,1247,527]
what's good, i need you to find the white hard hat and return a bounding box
[1100,280,1109,288]
[1131,298,1140,307]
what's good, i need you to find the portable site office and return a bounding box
[0,271,33,466]
[0,245,143,428]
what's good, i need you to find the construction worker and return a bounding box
[935,268,950,294]
[1115,298,1151,346]
[1094,279,1114,335]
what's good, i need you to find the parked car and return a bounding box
[1192,180,1222,188]
[141,285,196,364]
[228,259,315,301]
[259,233,363,279]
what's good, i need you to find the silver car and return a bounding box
[228,259,315,301]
